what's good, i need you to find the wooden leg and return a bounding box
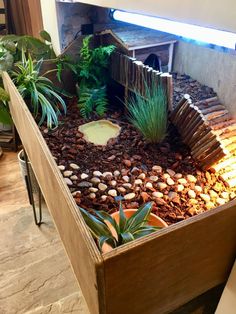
[168,43,175,73]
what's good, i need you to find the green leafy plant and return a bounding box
[0,87,12,125]
[77,35,115,118]
[127,82,168,143]
[79,202,161,251]
[11,51,66,129]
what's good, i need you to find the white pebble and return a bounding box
[163,173,170,179]
[156,182,167,190]
[221,192,229,199]
[103,171,113,178]
[122,175,130,183]
[168,191,177,200]
[113,170,120,177]
[64,178,73,186]
[70,175,78,180]
[134,179,143,185]
[188,190,196,199]
[108,189,117,197]
[124,193,136,200]
[174,173,182,179]
[146,182,153,189]
[93,170,103,177]
[110,180,117,187]
[101,195,107,201]
[152,165,162,173]
[89,193,96,199]
[149,175,158,182]
[72,190,81,196]
[81,173,89,180]
[167,177,175,186]
[64,170,73,177]
[178,178,187,185]
[152,191,163,198]
[135,187,140,192]
[216,198,226,206]
[209,189,218,199]
[118,187,126,193]
[89,187,98,193]
[70,163,80,170]
[58,165,65,171]
[177,184,184,192]
[90,177,101,185]
[186,174,197,183]
[123,183,132,189]
[194,185,202,193]
[138,173,146,180]
[98,183,108,191]
[167,169,175,177]
[200,194,211,202]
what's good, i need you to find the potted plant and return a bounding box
[79,201,167,253]
[76,35,115,118]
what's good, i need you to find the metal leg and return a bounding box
[23,148,42,226]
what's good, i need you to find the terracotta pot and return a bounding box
[102,209,168,253]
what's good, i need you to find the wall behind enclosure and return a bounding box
[174,41,236,115]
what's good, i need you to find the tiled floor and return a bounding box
[0,151,89,313]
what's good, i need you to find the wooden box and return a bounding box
[3,71,236,314]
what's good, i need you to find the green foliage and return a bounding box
[77,35,115,118]
[0,87,12,125]
[79,202,161,251]
[78,85,108,118]
[11,51,66,129]
[0,30,56,63]
[127,82,168,143]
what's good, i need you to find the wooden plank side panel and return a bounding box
[3,72,105,314]
[103,202,236,314]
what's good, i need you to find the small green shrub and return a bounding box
[79,202,161,251]
[0,87,11,125]
[127,82,167,143]
[11,51,66,129]
[77,35,115,118]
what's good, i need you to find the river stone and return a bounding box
[122,176,130,183]
[168,191,177,200]
[138,173,146,180]
[98,183,108,191]
[177,184,184,192]
[188,190,196,199]
[103,171,113,178]
[113,170,120,177]
[163,173,170,179]
[186,174,197,183]
[167,177,175,186]
[64,178,73,186]
[200,193,211,202]
[64,170,73,177]
[152,165,162,173]
[90,177,101,185]
[178,178,187,185]
[157,182,167,190]
[118,187,126,193]
[166,169,175,177]
[78,181,92,188]
[81,173,89,180]
[149,175,158,182]
[216,198,226,206]
[70,175,78,181]
[89,193,96,199]
[58,165,65,171]
[70,163,80,170]
[108,189,117,197]
[134,179,143,185]
[194,185,202,193]
[89,187,98,193]
[101,195,107,201]
[93,170,103,177]
[152,191,163,198]
[123,183,132,189]
[174,173,182,179]
[146,182,153,189]
[124,193,135,200]
[110,180,117,187]
[221,192,229,199]
[209,189,218,199]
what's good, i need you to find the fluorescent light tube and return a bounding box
[113,10,236,49]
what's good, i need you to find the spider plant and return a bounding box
[79,202,161,251]
[127,81,167,143]
[11,51,66,129]
[0,87,11,125]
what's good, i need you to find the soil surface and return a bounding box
[41,73,235,225]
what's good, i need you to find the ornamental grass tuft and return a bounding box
[127,82,167,143]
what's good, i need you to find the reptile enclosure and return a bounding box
[3,65,236,314]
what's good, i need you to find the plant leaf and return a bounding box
[126,202,153,232]
[120,232,135,244]
[40,30,52,43]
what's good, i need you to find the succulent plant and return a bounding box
[79,202,161,251]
